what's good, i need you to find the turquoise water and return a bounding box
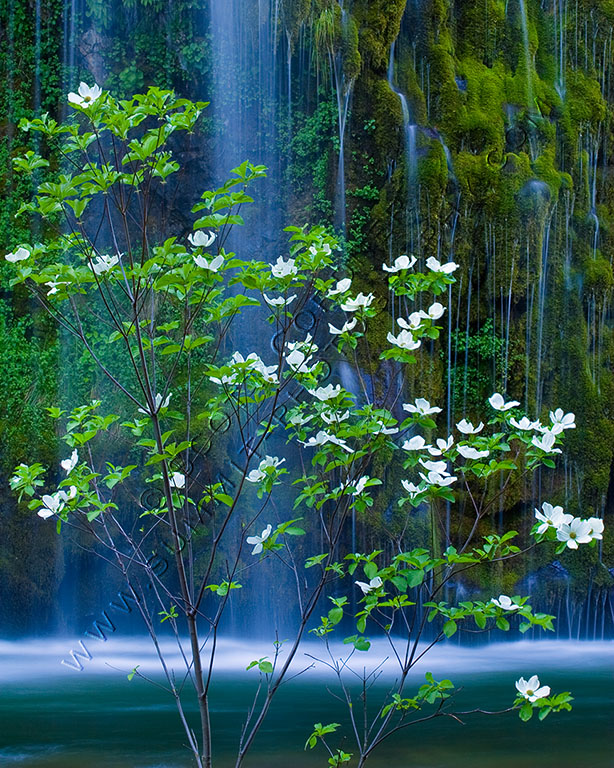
[0,639,612,767]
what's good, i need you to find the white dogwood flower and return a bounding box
[271,256,297,278]
[138,392,171,415]
[420,459,448,474]
[329,318,358,335]
[510,416,538,431]
[457,445,490,460]
[45,276,70,295]
[403,398,442,416]
[352,476,370,495]
[387,330,422,351]
[341,292,374,312]
[320,409,350,425]
[489,393,520,411]
[311,384,342,401]
[263,293,296,307]
[531,430,561,453]
[68,82,102,107]
[90,254,119,275]
[401,480,423,499]
[194,253,224,272]
[38,487,76,519]
[246,456,285,483]
[456,419,484,434]
[420,302,446,320]
[327,278,352,296]
[355,576,382,594]
[586,517,604,541]
[425,256,459,274]
[428,436,454,456]
[374,419,398,435]
[403,435,430,451]
[382,254,416,272]
[287,411,314,427]
[60,449,78,474]
[491,595,520,611]
[5,246,30,262]
[170,472,185,489]
[397,312,424,331]
[515,675,550,702]
[549,408,576,433]
[419,471,457,487]
[246,524,272,555]
[556,518,593,549]
[285,348,315,373]
[534,502,572,534]
[299,430,353,452]
[188,230,216,248]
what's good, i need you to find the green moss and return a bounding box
[584,257,614,296]
[353,0,406,74]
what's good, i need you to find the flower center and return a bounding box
[526,689,534,696]
[570,532,577,539]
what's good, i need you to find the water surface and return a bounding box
[0,639,611,767]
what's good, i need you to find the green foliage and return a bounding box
[447,319,505,413]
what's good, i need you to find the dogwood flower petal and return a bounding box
[246,524,273,555]
[387,330,422,350]
[491,595,520,610]
[60,449,79,474]
[188,230,216,248]
[340,293,374,312]
[457,445,490,460]
[489,393,520,411]
[426,256,459,274]
[5,246,30,262]
[329,318,357,335]
[355,576,383,594]
[403,398,442,416]
[456,419,484,434]
[327,278,352,296]
[271,256,297,278]
[382,254,416,272]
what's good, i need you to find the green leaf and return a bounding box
[328,607,343,625]
[519,702,534,721]
[406,569,424,588]
[443,620,457,638]
[305,553,328,568]
[474,612,486,629]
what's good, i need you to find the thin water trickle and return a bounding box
[518,0,533,111]
[387,42,420,257]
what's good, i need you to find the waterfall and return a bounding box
[387,42,419,256]
[209,0,284,257]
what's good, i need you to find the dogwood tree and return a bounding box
[4,85,598,768]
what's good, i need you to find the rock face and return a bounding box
[0,0,612,635]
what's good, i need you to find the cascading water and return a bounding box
[387,41,419,257]
[208,0,284,259]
